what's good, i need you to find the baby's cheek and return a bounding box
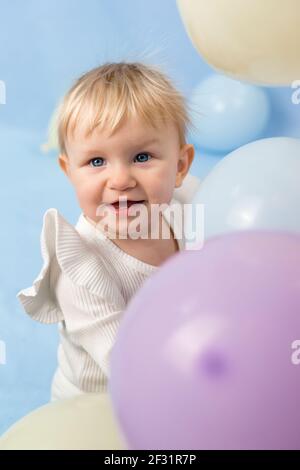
[74,183,97,212]
[150,168,177,199]
[150,183,175,205]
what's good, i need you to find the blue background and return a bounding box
[0,0,299,435]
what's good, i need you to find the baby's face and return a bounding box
[60,115,193,237]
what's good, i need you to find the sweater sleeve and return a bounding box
[55,272,124,378]
[16,208,126,330]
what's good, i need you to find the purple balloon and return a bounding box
[109,232,300,450]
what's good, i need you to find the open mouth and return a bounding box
[111,200,146,209]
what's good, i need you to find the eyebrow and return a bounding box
[82,138,160,157]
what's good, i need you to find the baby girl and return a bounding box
[17,62,200,401]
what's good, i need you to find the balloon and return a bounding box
[177,0,300,86]
[109,232,300,449]
[0,393,126,450]
[188,137,300,240]
[189,74,270,152]
[41,100,61,153]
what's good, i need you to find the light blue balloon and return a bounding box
[189,137,300,240]
[189,74,270,152]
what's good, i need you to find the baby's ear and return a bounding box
[175,144,195,187]
[58,154,70,177]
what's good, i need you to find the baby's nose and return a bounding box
[108,166,135,191]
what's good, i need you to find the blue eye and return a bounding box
[134,153,151,163]
[89,157,105,167]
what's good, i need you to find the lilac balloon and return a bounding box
[109,232,300,450]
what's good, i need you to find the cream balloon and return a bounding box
[40,101,61,153]
[177,0,300,86]
[0,393,126,450]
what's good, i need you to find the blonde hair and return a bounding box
[57,62,194,155]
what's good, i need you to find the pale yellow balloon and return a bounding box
[177,0,300,86]
[40,101,61,153]
[0,393,127,450]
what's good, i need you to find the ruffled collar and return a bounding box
[75,196,185,274]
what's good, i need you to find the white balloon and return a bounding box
[177,0,300,86]
[0,393,126,450]
[187,137,300,240]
